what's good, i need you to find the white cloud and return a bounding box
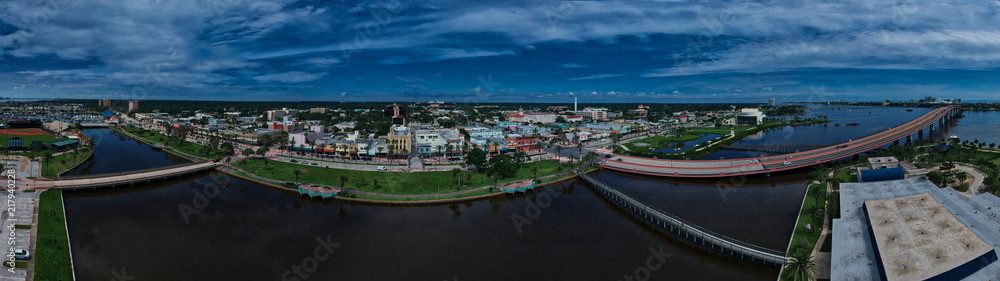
[253,71,327,83]
[559,63,587,68]
[567,73,625,81]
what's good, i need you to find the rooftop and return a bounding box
[865,193,993,281]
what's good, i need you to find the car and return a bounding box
[377,166,388,171]
[311,163,318,166]
[947,179,957,183]
[749,159,760,164]
[300,161,308,165]
[13,249,29,261]
[290,159,297,163]
[782,161,792,166]
[604,154,614,158]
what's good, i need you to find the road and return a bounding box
[602,106,960,177]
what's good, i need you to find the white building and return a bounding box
[736,108,765,125]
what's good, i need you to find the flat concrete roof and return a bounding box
[865,193,993,281]
[833,176,1000,281]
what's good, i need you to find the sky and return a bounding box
[1,0,1000,103]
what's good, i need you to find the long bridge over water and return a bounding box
[575,170,789,266]
[603,106,961,178]
[32,161,221,190]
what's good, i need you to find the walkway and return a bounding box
[31,161,221,190]
[576,170,789,266]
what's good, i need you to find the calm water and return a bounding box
[60,108,995,280]
[702,106,996,159]
[62,130,806,280]
[63,129,189,176]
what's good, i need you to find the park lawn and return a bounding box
[941,150,1000,164]
[120,127,228,159]
[42,147,94,177]
[686,126,743,135]
[623,134,704,154]
[0,129,60,149]
[238,158,570,195]
[833,168,858,183]
[35,190,74,281]
[787,183,825,255]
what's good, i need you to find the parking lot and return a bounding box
[0,190,35,281]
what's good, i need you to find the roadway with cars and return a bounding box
[602,106,960,178]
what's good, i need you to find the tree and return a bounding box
[782,247,818,281]
[531,167,539,180]
[576,143,584,159]
[486,154,518,179]
[256,146,270,157]
[242,148,255,158]
[927,171,946,187]
[465,148,487,171]
[957,172,969,185]
[372,178,379,190]
[219,142,235,155]
[293,169,301,183]
[451,168,462,186]
[940,161,956,172]
[436,145,444,159]
[990,143,996,150]
[338,175,349,188]
[555,145,563,157]
[807,206,825,233]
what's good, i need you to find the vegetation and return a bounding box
[782,247,818,281]
[620,134,704,154]
[119,126,233,158]
[35,190,75,281]
[239,158,574,196]
[787,183,826,269]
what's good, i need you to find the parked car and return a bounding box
[300,161,308,165]
[947,179,957,183]
[311,163,318,166]
[13,249,29,261]
[377,166,388,171]
[290,159,297,163]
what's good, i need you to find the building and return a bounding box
[736,108,765,125]
[505,134,538,153]
[98,98,111,107]
[833,177,1000,281]
[628,107,648,118]
[867,156,901,169]
[239,129,282,144]
[386,126,412,157]
[767,98,776,106]
[722,118,737,125]
[266,110,284,121]
[309,107,331,114]
[564,115,583,122]
[574,107,609,121]
[128,100,139,112]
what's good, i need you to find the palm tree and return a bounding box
[377,146,385,163]
[338,175,349,188]
[531,167,539,180]
[372,178,379,190]
[445,143,453,159]
[810,184,826,206]
[806,206,825,233]
[576,143,584,159]
[555,145,562,157]
[42,151,54,177]
[957,172,969,185]
[782,247,818,281]
[292,169,301,183]
[451,168,461,186]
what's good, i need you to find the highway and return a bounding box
[602,106,959,178]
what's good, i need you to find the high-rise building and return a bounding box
[98,98,112,107]
[767,98,776,106]
[266,110,284,121]
[128,100,139,112]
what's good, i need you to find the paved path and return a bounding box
[954,164,987,198]
[32,161,220,190]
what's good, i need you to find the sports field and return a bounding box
[0,128,59,148]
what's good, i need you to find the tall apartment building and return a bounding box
[128,100,139,112]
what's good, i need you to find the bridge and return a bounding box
[575,170,789,266]
[603,106,961,178]
[32,161,221,190]
[719,145,827,154]
[79,123,111,128]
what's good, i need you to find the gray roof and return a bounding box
[834,177,1000,281]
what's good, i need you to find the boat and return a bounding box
[949,134,959,139]
[906,109,914,112]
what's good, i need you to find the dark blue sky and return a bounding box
[2,0,1000,102]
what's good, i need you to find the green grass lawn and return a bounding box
[42,147,94,177]
[35,190,74,281]
[833,168,858,183]
[685,126,745,135]
[237,158,573,195]
[119,127,230,159]
[940,150,1000,164]
[787,183,826,254]
[0,129,59,149]
[820,233,833,252]
[622,134,705,154]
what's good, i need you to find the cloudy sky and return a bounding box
[1,0,1000,102]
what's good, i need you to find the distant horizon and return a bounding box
[3,96,992,105]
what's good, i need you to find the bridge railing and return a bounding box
[54,161,208,180]
[575,170,789,261]
[54,163,219,189]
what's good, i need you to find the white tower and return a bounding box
[574,97,578,112]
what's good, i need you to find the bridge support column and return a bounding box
[930,123,935,132]
[918,130,923,140]
[894,140,899,146]
[906,135,912,144]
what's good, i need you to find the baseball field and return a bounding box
[0,128,59,148]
